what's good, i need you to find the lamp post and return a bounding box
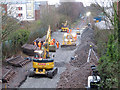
[86,12,91,24]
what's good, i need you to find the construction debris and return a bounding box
[6,56,31,67]
[22,44,39,56]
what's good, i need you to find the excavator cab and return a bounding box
[34,50,43,59]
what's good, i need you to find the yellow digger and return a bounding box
[61,33,76,48]
[61,21,69,32]
[46,25,56,52]
[28,26,58,78]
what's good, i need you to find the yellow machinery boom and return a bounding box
[46,25,56,52]
[46,25,51,45]
[28,26,57,78]
[64,21,67,27]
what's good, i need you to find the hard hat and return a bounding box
[90,45,92,47]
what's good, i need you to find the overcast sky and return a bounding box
[0,0,115,7]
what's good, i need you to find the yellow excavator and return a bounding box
[61,21,69,32]
[61,33,76,48]
[28,26,58,78]
[46,25,56,52]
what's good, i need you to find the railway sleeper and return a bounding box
[19,60,31,67]
[5,71,15,82]
[2,71,15,83]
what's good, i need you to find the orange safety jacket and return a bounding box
[38,42,41,49]
[56,42,59,48]
[67,29,69,33]
[50,41,54,45]
[34,42,36,45]
[74,34,77,41]
[53,39,55,43]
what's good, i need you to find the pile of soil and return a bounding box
[57,27,98,88]
[57,61,97,88]
[70,27,96,68]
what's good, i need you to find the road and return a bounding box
[20,21,86,88]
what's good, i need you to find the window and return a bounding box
[17,13,23,17]
[16,7,22,10]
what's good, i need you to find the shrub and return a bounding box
[2,29,30,59]
[8,29,30,47]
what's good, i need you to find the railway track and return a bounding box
[6,56,31,67]
[2,69,15,83]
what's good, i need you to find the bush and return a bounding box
[8,29,30,46]
[2,29,30,59]
[93,26,119,88]
[97,34,119,88]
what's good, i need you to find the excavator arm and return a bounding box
[43,25,52,59]
[46,25,51,44]
[64,21,67,27]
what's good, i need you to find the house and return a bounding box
[35,1,48,19]
[7,0,48,21]
[7,0,35,21]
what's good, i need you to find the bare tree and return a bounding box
[58,2,85,22]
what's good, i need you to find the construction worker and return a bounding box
[38,41,42,50]
[90,45,92,48]
[70,29,72,33]
[53,39,55,43]
[36,40,39,47]
[50,40,54,45]
[74,34,77,41]
[67,29,69,33]
[33,40,37,46]
[56,41,60,49]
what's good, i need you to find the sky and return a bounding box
[0,0,95,6]
[0,0,115,7]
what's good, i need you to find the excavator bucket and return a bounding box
[61,44,76,50]
[61,44,76,47]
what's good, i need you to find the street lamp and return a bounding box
[86,12,91,17]
[86,12,91,24]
